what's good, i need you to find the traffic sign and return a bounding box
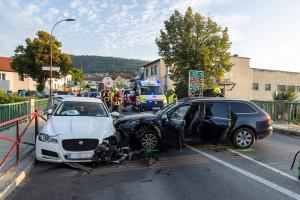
[188,70,204,97]
[42,66,60,72]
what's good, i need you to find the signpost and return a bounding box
[188,70,204,97]
[42,66,60,72]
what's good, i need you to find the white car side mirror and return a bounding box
[111,111,120,118]
[47,108,53,115]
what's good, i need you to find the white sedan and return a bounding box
[36,97,118,163]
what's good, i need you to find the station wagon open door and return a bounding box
[200,102,236,144]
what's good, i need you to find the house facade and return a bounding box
[144,56,300,100]
[143,59,174,92]
[0,57,36,93]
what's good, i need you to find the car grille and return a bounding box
[62,139,99,151]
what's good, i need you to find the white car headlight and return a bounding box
[163,99,167,105]
[38,133,58,143]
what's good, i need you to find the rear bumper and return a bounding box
[140,102,164,111]
[257,126,273,140]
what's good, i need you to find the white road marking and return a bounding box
[185,144,300,200]
[228,148,298,182]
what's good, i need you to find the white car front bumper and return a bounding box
[36,137,97,163]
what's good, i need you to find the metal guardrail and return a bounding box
[34,99,50,113]
[0,112,40,177]
[251,100,276,120]
[251,100,300,123]
[0,101,30,130]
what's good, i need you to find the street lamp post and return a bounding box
[50,18,75,97]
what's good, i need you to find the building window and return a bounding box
[0,73,5,80]
[19,74,24,81]
[265,84,271,91]
[297,86,300,93]
[252,83,259,90]
[277,85,286,92]
[151,67,153,76]
[145,68,149,77]
[287,85,295,92]
[154,65,157,75]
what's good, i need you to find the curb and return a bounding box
[273,127,300,137]
[0,154,35,200]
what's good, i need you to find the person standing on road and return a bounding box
[122,90,130,112]
[112,88,122,112]
[168,89,177,105]
[103,89,111,109]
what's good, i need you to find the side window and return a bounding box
[205,102,229,118]
[230,102,256,114]
[168,105,190,120]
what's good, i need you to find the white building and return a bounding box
[143,58,174,92]
[114,76,131,88]
[102,77,114,89]
[0,57,72,94]
[0,57,36,93]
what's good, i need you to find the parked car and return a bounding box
[115,98,273,149]
[82,91,101,98]
[52,93,75,107]
[36,97,119,163]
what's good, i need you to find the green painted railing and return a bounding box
[287,102,300,123]
[251,100,276,119]
[34,99,50,113]
[0,101,30,130]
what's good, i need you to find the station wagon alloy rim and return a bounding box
[141,133,158,149]
[236,130,252,147]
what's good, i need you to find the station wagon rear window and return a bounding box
[230,102,256,114]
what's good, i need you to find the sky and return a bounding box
[0,0,300,72]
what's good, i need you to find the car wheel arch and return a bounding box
[135,122,162,139]
[231,125,257,141]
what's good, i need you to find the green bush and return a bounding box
[0,89,40,104]
[273,90,297,102]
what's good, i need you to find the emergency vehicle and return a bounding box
[134,80,167,111]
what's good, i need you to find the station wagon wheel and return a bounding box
[138,129,160,149]
[232,128,255,149]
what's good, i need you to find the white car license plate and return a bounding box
[153,107,160,110]
[67,152,93,159]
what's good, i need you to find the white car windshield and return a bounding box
[54,101,108,117]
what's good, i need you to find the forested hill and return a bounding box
[71,55,149,73]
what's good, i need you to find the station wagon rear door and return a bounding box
[200,102,236,144]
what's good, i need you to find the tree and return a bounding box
[273,90,297,102]
[11,31,73,93]
[69,68,84,85]
[156,7,232,98]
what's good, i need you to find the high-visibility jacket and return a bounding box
[113,92,122,106]
[168,93,177,104]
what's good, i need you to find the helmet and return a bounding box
[213,87,221,95]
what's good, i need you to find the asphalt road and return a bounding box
[7,123,300,199]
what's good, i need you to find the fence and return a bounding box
[34,99,50,113]
[0,112,41,177]
[0,99,49,130]
[251,100,300,123]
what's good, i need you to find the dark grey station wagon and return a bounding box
[115,98,273,149]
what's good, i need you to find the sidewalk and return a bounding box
[272,122,300,137]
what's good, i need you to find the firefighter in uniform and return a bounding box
[213,87,222,97]
[102,89,111,109]
[168,89,177,105]
[112,88,122,112]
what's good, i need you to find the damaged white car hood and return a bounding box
[42,116,115,141]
